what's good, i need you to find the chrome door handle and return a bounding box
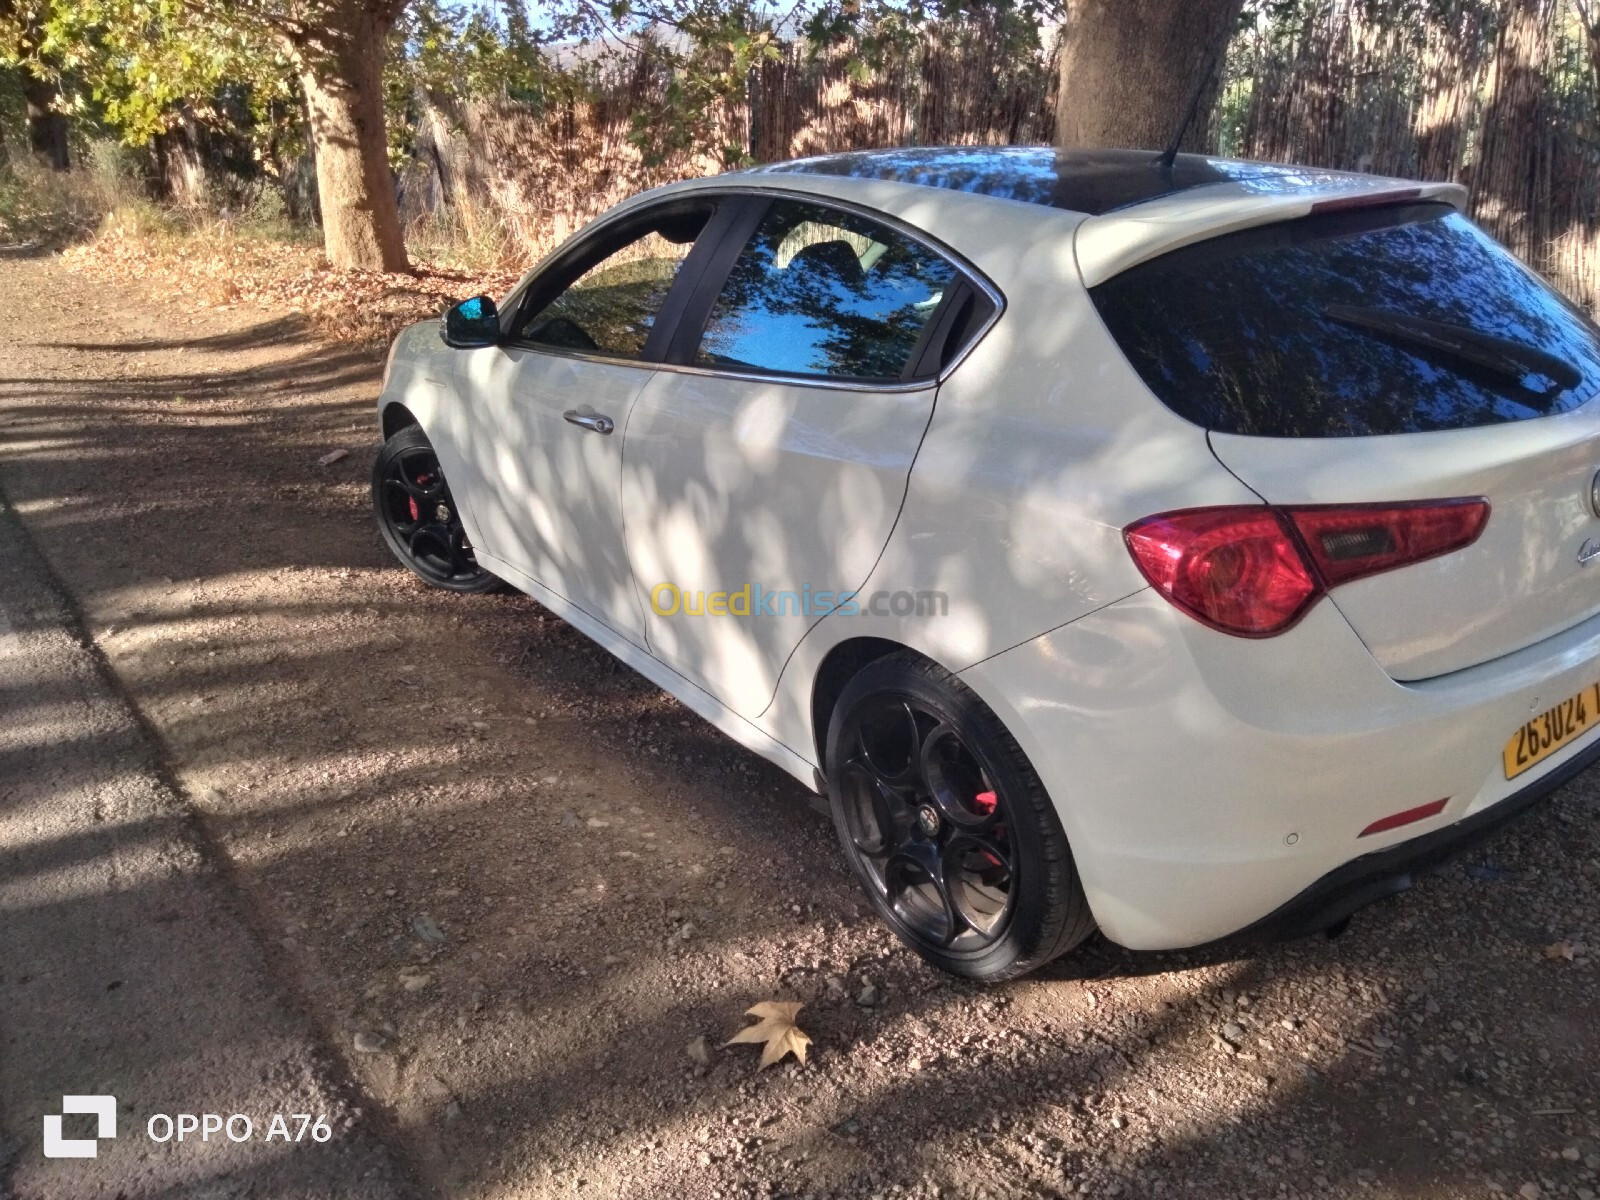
[563,410,614,435]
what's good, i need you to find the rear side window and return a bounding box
[695,199,957,382]
[1091,204,1600,437]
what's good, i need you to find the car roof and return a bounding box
[607,146,1471,291]
[743,146,1347,217]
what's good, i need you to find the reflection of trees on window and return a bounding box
[1093,205,1600,438]
[519,223,705,359]
[698,201,957,381]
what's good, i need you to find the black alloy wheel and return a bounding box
[372,426,500,593]
[826,652,1095,980]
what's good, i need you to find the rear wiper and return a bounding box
[1325,304,1582,395]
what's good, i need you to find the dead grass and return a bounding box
[0,138,523,347]
[0,143,150,247]
[65,224,524,347]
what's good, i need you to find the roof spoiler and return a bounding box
[1075,179,1468,288]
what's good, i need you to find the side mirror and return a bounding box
[442,295,500,348]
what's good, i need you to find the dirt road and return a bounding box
[1,248,1597,1200]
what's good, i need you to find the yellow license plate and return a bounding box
[1504,682,1600,779]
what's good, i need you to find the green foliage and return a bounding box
[386,0,568,167]
[802,0,1062,63]
[401,0,550,102]
[24,0,294,142]
[0,0,1069,188]
[623,11,784,168]
[0,0,303,193]
[1,0,573,186]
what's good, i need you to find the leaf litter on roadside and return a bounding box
[62,229,522,349]
[724,1001,811,1068]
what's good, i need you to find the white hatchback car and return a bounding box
[373,147,1600,981]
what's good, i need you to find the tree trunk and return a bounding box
[297,5,408,272]
[152,109,207,206]
[20,68,68,170]
[1054,0,1245,152]
[0,0,69,170]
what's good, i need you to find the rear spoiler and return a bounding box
[1074,177,1468,288]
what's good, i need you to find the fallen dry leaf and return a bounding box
[724,1001,811,1069]
[1543,940,1577,961]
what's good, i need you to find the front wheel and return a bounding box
[825,652,1095,981]
[372,426,501,593]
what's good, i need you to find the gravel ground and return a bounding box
[0,470,411,1200]
[0,248,1597,1200]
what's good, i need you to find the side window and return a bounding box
[695,200,958,381]
[515,206,712,360]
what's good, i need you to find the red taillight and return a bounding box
[1124,508,1318,636]
[1124,499,1489,637]
[1287,500,1490,587]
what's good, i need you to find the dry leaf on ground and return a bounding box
[1543,940,1578,961]
[724,1001,811,1069]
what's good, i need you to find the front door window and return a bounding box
[516,209,711,359]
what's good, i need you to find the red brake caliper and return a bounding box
[973,790,1003,871]
[408,473,431,522]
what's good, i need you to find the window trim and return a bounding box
[501,195,734,366]
[661,188,1004,391]
[493,185,1005,390]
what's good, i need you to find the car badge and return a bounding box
[1580,538,1600,567]
[1591,468,1600,519]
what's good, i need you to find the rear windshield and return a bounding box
[1090,203,1600,437]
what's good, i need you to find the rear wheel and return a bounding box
[825,652,1095,981]
[372,426,500,593]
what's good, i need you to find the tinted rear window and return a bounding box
[1090,204,1600,437]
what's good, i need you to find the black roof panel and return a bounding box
[747,146,1329,216]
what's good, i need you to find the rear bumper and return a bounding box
[1237,731,1600,942]
[958,588,1600,949]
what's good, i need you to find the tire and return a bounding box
[371,426,502,594]
[825,651,1095,981]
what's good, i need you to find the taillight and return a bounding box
[1124,499,1489,637]
[1124,508,1318,636]
[1287,500,1489,587]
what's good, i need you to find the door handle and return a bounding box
[563,409,615,435]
